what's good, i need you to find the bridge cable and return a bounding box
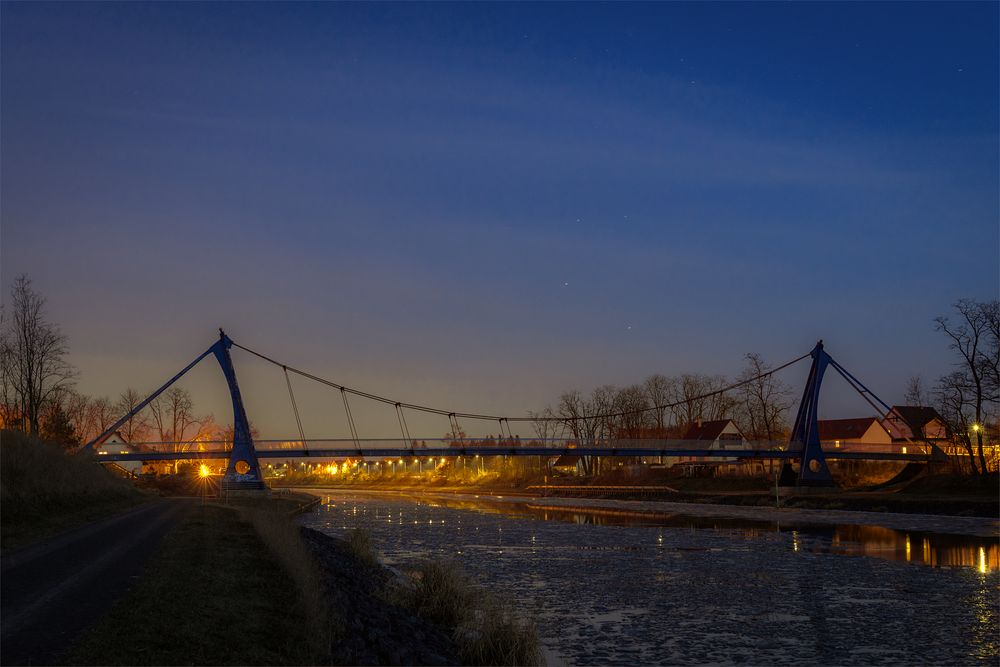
[231,340,810,425]
[283,366,308,452]
[395,403,413,449]
[340,388,361,450]
[449,413,464,442]
[827,358,930,455]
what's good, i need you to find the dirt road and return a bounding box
[1,500,189,666]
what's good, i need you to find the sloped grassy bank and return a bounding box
[66,492,540,666]
[0,429,149,550]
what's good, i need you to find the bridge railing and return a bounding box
[95,436,932,460]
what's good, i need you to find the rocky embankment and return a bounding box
[300,528,462,666]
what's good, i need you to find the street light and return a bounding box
[198,464,210,504]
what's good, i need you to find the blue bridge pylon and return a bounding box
[780,341,834,487]
[82,329,266,492]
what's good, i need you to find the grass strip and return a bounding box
[66,504,323,666]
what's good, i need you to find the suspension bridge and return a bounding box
[80,330,946,491]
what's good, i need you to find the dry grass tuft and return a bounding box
[400,559,543,666]
[346,526,378,566]
[455,596,543,667]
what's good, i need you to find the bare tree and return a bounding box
[614,384,651,439]
[557,389,601,475]
[903,376,928,406]
[148,387,216,470]
[934,371,980,474]
[734,353,794,443]
[668,373,734,429]
[643,374,673,435]
[62,391,95,443]
[0,275,76,435]
[90,396,117,438]
[115,388,152,443]
[934,299,1000,474]
[528,406,563,444]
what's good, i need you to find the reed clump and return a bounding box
[400,559,543,666]
[347,526,378,566]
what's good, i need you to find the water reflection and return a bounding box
[321,492,998,572]
[306,491,998,665]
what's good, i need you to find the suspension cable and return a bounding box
[828,358,929,454]
[340,388,360,449]
[395,403,413,449]
[449,413,464,441]
[283,366,308,451]
[231,340,810,425]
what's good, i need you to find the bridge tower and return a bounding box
[82,330,267,494]
[779,340,836,487]
[213,331,267,493]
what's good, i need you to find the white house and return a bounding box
[96,431,143,476]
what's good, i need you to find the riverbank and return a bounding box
[63,491,543,665]
[276,472,999,518]
[296,486,999,538]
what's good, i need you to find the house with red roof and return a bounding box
[883,405,949,444]
[818,417,893,452]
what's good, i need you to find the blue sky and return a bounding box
[2,2,997,438]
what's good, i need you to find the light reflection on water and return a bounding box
[350,493,999,572]
[301,492,999,665]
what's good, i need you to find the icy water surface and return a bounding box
[299,491,999,665]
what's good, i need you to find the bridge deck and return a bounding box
[94,446,932,463]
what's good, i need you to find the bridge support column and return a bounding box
[780,341,835,487]
[214,330,268,494]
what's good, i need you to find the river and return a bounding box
[297,490,998,665]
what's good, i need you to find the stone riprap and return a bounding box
[301,528,461,666]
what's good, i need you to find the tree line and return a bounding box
[529,300,998,475]
[0,275,219,452]
[525,354,795,475]
[1,274,996,474]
